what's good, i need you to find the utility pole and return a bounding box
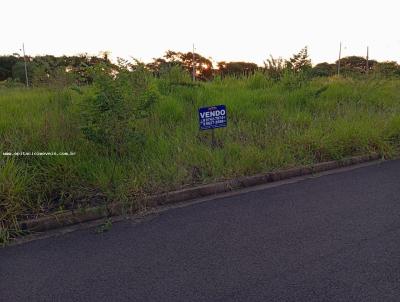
[22,43,29,87]
[337,42,342,76]
[366,46,369,74]
[192,43,196,82]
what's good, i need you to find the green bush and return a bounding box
[80,65,158,156]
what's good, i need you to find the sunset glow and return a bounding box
[2,0,400,65]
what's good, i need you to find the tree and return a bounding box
[180,51,213,80]
[56,53,116,85]
[286,46,312,72]
[146,58,173,77]
[151,50,213,81]
[263,55,286,80]
[336,56,377,74]
[0,56,19,81]
[311,62,336,77]
[373,61,400,77]
[12,60,33,84]
[217,61,259,77]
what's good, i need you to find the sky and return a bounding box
[3,0,400,66]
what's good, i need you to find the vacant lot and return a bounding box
[1,74,400,242]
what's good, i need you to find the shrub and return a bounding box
[80,64,158,157]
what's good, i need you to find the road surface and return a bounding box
[1,160,400,301]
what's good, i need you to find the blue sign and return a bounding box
[198,105,227,130]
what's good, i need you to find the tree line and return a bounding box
[1,47,399,87]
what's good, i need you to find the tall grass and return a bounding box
[1,75,400,243]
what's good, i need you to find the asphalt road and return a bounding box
[1,160,400,302]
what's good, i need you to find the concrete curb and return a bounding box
[19,153,381,233]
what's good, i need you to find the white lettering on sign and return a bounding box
[200,110,226,119]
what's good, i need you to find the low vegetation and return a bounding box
[1,50,400,244]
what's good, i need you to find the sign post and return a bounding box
[198,105,227,148]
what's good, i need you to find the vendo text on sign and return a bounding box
[198,105,227,130]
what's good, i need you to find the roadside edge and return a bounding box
[18,153,381,234]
